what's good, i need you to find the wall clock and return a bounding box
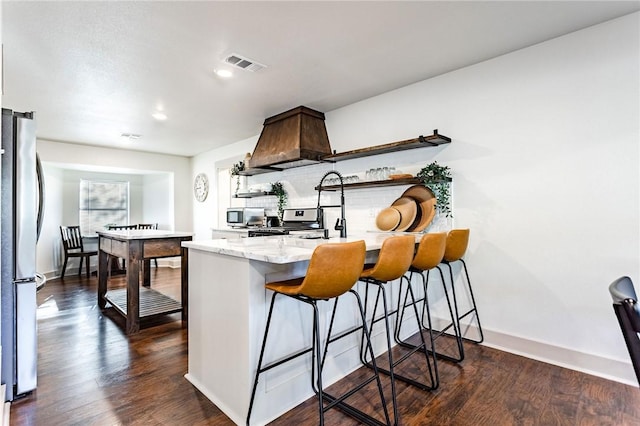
[194,172,209,202]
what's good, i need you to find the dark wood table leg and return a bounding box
[181,246,188,325]
[98,247,109,309]
[126,242,141,335]
[142,259,151,287]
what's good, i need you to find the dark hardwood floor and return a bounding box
[10,268,640,425]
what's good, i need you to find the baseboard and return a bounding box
[481,328,638,387]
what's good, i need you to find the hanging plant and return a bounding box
[270,181,288,222]
[417,161,452,217]
[229,161,245,193]
[230,160,245,176]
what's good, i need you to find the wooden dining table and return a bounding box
[96,229,193,334]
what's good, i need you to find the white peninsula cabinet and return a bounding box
[182,233,419,425]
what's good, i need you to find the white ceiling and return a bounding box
[3,1,639,158]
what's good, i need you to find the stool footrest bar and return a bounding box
[258,346,313,374]
[364,362,437,391]
[323,392,389,426]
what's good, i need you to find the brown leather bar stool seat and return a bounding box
[441,229,484,344]
[358,235,437,426]
[394,232,464,364]
[247,240,391,426]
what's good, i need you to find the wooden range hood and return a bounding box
[246,106,333,170]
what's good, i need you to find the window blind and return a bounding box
[79,180,129,235]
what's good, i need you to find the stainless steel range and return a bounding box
[247,208,324,238]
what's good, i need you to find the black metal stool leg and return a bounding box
[459,259,484,343]
[405,275,438,389]
[247,292,279,426]
[321,291,392,426]
[251,290,393,426]
[375,283,400,426]
[434,266,465,360]
[445,260,484,344]
[412,267,464,363]
[358,283,399,425]
[364,277,438,391]
[395,268,460,367]
[311,302,325,426]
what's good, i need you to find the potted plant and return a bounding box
[417,161,452,217]
[229,160,245,194]
[270,181,288,222]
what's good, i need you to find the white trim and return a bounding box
[481,328,638,387]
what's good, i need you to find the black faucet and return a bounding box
[317,170,347,238]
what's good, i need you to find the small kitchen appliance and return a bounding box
[226,207,265,228]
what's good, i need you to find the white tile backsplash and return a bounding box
[236,148,451,235]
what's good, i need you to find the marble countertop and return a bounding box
[211,227,249,234]
[183,232,422,264]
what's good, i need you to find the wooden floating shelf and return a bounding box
[233,191,275,198]
[315,177,451,191]
[316,177,420,191]
[237,166,281,176]
[323,130,451,162]
[238,130,451,175]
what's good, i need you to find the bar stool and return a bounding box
[442,229,484,344]
[394,232,464,364]
[247,240,391,426]
[359,235,437,426]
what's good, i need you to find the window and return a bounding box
[79,180,129,236]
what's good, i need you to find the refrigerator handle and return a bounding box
[36,153,44,242]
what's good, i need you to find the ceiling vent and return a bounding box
[224,53,266,72]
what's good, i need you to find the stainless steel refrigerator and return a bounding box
[1,108,43,401]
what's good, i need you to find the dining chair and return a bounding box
[107,224,138,231]
[59,225,97,278]
[137,223,157,230]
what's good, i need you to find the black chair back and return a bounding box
[137,223,157,230]
[609,276,640,386]
[60,226,84,251]
[107,224,138,230]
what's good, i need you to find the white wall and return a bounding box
[191,13,640,384]
[191,137,256,240]
[37,139,191,276]
[143,173,174,230]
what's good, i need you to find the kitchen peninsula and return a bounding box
[182,233,420,425]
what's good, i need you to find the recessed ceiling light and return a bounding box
[152,112,167,121]
[214,69,233,78]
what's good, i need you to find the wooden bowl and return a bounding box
[401,185,437,232]
[391,197,418,232]
[376,207,401,231]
